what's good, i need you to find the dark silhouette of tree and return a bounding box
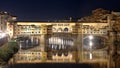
[79,8,110,22]
[0,42,19,64]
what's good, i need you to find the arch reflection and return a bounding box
[83,35,107,50]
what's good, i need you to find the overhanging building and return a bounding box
[7,20,111,63]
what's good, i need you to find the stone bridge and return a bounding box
[13,33,109,64]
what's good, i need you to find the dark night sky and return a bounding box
[0,0,120,21]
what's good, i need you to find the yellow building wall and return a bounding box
[7,22,14,38]
[11,21,109,37]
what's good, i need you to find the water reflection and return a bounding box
[83,36,107,50]
[17,36,40,50]
[48,36,74,50]
[9,63,92,68]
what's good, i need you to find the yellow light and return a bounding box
[89,53,92,60]
[0,33,6,38]
[89,41,93,47]
[89,35,93,40]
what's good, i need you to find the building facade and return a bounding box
[5,10,120,68]
[7,21,110,63]
[0,11,16,46]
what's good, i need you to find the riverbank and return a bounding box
[0,65,9,68]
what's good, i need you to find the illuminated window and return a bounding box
[64,28,69,32]
[58,28,62,32]
[52,27,56,32]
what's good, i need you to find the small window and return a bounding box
[64,28,69,32]
[58,28,62,32]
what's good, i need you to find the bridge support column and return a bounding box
[72,34,79,63]
[108,32,117,68]
[77,34,82,62]
[40,34,46,52]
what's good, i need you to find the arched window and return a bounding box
[64,52,68,56]
[64,28,69,32]
[58,52,62,56]
[58,28,62,32]
[52,27,56,32]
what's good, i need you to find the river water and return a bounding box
[8,63,92,68]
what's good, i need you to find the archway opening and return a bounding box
[58,28,62,32]
[64,28,69,32]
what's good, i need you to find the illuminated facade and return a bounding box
[0,11,16,32]
[7,20,110,63]
[5,10,120,68]
[15,51,47,63]
[9,22,109,38]
[0,11,16,45]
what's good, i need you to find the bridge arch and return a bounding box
[83,35,108,50]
